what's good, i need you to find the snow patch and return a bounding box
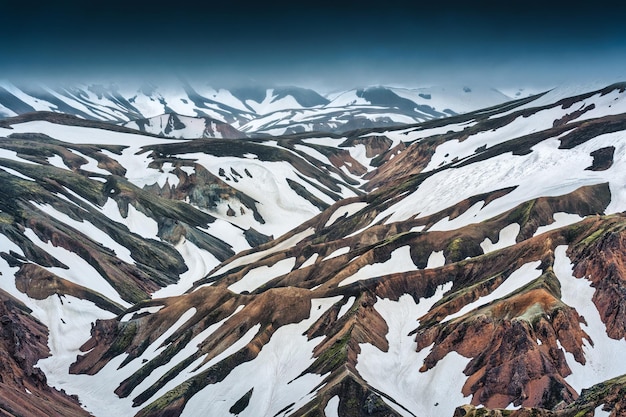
[152,237,219,298]
[339,246,416,286]
[426,250,445,268]
[0,148,38,165]
[301,253,319,268]
[429,202,484,232]
[228,258,296,294]
[0,166,36,180]
[325,202,368,227]
[325,247,350,261]
[480,223,520,254]
[357,283,468,417]
[212,228,314,277]
[324,396,340,417]
[120,305,164,322]
[201,220,250,254]
[594,405,611,417]
[533,213,583,236]
[101,198,160,240]
[337,297,355,319]
[71,150,111,175]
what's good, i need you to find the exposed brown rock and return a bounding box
[552,104,596,127]
[14,263,124,314]
[454,373,626,417]
[327,150,368,176]
[569,217,626,341]
[362,140,434,191]
[585,146,615,171]
[412,272,587,409]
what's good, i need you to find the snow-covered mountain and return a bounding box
[0,81,513,136]
[124,113,246,139]
[2,82,626,417]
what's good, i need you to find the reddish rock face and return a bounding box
[0,289,91,417]
[412,274,587,409]
[569,223,626,341]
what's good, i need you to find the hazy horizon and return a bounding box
[2,1,625,92]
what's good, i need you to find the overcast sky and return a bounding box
[1,1,625,92]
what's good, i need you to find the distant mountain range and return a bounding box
[2,81,626,417]
[0,81,513,136]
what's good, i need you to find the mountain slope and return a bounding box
[0,81,513,135]
[124,113,246,139]
[2,82,626,416]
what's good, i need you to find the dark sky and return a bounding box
[1,1,626,91]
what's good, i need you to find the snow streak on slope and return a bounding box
[211,228,315,277]
[339,246,416,286]
[533,213,583,236]
[152,238,219,298]
[180,297,341,417]
[480,223,521,253]
[357,285,465,417]
[228,258,297,293]
[325,202,368,227]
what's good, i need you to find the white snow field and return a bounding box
[378,132,626,227]
[228,257,296,294]
[339,246,416,286]
[533,213,584,236]
[357,284,466,417]
[180,296,342,417]
[480,223,521,254]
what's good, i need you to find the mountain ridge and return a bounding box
[0,80,515,136]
